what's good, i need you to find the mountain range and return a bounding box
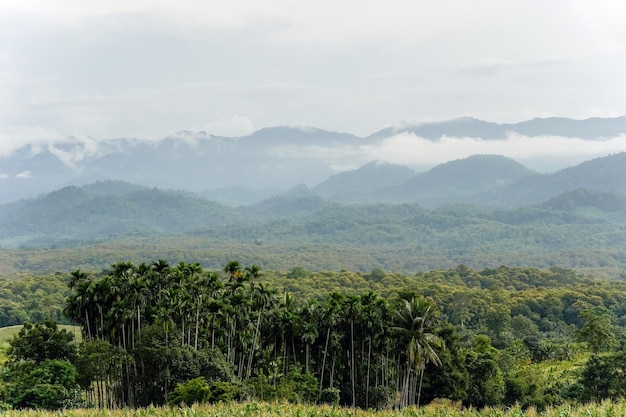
[2,116,626,205]
[2,151,626,247]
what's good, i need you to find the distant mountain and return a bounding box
[200,185,282,207]
[0,182,235,247]
[368,118,509,140]
[512,117,626,138]
[490,153,626,205]
[378,155,537,207]
[315,153,626,208]
[3,175,626,275]
[244,186,337,219]
[540,189,626,213]
[1,117,625,205]
[0,126,366,204]
[239,126,362,147]
[368,116,626,140]
[314,161,415,203]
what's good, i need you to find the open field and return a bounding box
[2,401,626,417]
[0,324,81,344]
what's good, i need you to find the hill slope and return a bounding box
[0,182,235,246]
[378,154,537,207]
[314,161,415,203]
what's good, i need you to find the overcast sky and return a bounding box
[1,1,625,156]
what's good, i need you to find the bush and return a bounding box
[168,377,239,406]
[168,377,210,406]
[2,360,82,410]
[368,385,393,410]
[207,381,238,403]
[320,387,340,405]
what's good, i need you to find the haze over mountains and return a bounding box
[2,116,626,205]
[2,114,626,274]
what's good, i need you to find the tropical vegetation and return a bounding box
[3,261,626,410]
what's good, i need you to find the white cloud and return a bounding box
[0,0,624,147]
[0,126,66,157]
[367,133,626,172]
[15,171,32,178]
[271,133,626,174]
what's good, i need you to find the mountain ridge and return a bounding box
[2,116,626,205]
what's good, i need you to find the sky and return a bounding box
[1,0,626,165]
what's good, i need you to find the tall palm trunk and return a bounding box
[417,361,426,407]
[194,306,200,350]
[351,319,356,407]
[318,327,331,399]
[366,337,372,408]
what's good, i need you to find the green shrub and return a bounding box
[168,377,210,406]
[207,381,238,403]
[320,387,340,405]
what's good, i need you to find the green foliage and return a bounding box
[168,377,210,406]
[8,261,626,409]
[2,359,82,410]
[168,377,238,406]
[320,387,340,405]
[576,306,618,354]
[1,321,81,409]
[580,352,626,401]
[286,266,309,279]
[464,336,505,408]
[4,187,626,278]
[7,320,76,364]
[0,274,70,327]
[248,366,318,403]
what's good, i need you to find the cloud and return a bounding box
[367,133,626,172]
[15,171,32,178]
[273,132,626,174]
[0,126,67,157]
[0,0,625,147]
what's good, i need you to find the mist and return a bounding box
[362,133,626,173]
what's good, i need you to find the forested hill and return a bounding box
[1,180,626,276]
[0,184,239,244]
[314,153,626,206]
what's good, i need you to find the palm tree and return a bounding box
[246,281,276,378]
[342,294,361,407]
[392,296,443,408]
[317,292,343,399]
[224,260,242,282]
[358,292,387,408]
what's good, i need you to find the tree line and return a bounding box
[1,261,626,409]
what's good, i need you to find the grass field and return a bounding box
[0,324,81,365]
[0,400,625,417]
[0,324,81,344]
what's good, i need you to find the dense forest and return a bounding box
[3,262,626,410]
[2,178,626,279]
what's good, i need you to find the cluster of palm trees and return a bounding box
[65,260,445,408]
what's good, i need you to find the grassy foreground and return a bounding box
[2,401,626,417]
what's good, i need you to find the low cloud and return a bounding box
[275,133,626,174]
[367,133,626,173]
[15,171,32,178]
[0,126,67,158]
